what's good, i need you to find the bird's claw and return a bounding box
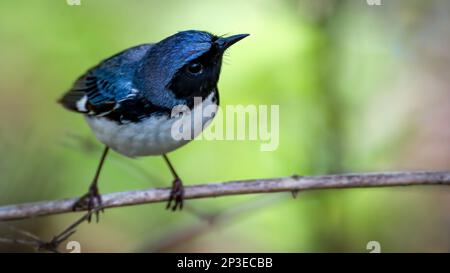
[166,177,184,211]
[72,185,104,222]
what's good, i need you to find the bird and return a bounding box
[58,30,248,221]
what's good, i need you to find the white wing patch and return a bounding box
[76,95,88,112]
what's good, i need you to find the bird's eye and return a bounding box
[187,63,203,74]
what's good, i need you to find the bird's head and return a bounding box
[135,30,249,107]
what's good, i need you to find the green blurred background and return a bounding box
[0,0,449,252]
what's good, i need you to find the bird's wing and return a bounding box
[59,44,152,116]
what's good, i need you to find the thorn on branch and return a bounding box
[291,174,302,180]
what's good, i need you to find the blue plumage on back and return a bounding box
[87,44,151,105]
[60,44,152,115]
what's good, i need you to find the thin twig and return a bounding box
[0,210,94,252]
[0,171,448,221]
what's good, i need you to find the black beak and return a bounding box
[215,34,249,52]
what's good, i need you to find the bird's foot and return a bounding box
[166,177,184,211]
[72,185,104,222]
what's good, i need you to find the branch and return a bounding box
[0,171,449,221]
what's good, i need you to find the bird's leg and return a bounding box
[163,154,184,211]
[72,146,109,222]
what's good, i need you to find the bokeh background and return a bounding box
[0,0,449,252]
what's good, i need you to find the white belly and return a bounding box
[85,93,218,157]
